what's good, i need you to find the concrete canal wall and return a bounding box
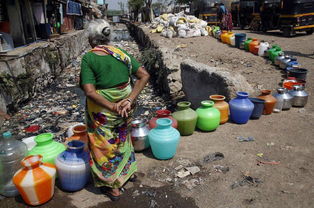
[0,30,89,116]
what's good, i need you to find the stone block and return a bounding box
[181,59,254,109]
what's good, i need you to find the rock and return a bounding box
[185,166,200,175]
[203,152,225,164]
[132,190,140,197]
[181,60,254,108]
[298,108,306,114]
[165,177,172,182]
[213,165,230,173]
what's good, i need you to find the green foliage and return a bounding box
[128,0,144,11]
[107,10,123,16]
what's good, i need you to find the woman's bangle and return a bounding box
[126,98,132,103]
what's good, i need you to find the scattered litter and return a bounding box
[176,169,190,178]
[256,153,264,158]
[52,110,68,115]
[175,44,188,49]
[185,166,200,175]
[281,145,293,150]
[24,125,41,133]
[182,178,200,190]
[149,199,158,208]
[257,160,280,165]
[165,177,172,182]
[213,165,230,173]
[203,152,224,163]
[231,175,263,189]
[236,136,255,142]
[65,83,76,87]
[142,190,157,198]
[281,190,295,194]
[266,142,275,146]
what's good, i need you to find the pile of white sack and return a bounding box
[149,12,212,38]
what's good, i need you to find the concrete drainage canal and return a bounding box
[0,23,198,207]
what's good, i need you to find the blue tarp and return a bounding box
[66,0,82,16]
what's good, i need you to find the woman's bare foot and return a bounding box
[110,188,120,196]
[100,187,121,201]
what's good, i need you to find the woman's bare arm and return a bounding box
[82,84,118,113]
[128,66,150,103]
[117,66,150,117]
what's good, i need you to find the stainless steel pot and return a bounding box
[131,119,150,151]
[279,55,292,69]
[274,52,285,66]
[273,88,293,112]
[289,85,308,107]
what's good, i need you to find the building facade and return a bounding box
[0,0,104,50]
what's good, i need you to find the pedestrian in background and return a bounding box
[216,3,233,31]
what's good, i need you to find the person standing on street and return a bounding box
[80,19,150,201]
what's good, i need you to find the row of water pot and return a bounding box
[0,126,90,206]
[131,85,308,158]
[210,26,308,84]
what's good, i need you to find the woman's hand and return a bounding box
[109,102,119,114]
[116,98,132,117]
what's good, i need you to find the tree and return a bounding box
[128,0,144,21]
[144,0,154,22]
[153,0,171,15]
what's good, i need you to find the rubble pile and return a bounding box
[149,12,211,38]
[0,30,168,142]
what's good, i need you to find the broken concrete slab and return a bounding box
[175,165,184,171]
[186,166,201,175]
[181,59,255,108]
[176,169,191,178]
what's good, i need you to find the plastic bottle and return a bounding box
[258,41,269,56]
[0,131,27,197]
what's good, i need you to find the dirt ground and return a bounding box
[1,29,314,208]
